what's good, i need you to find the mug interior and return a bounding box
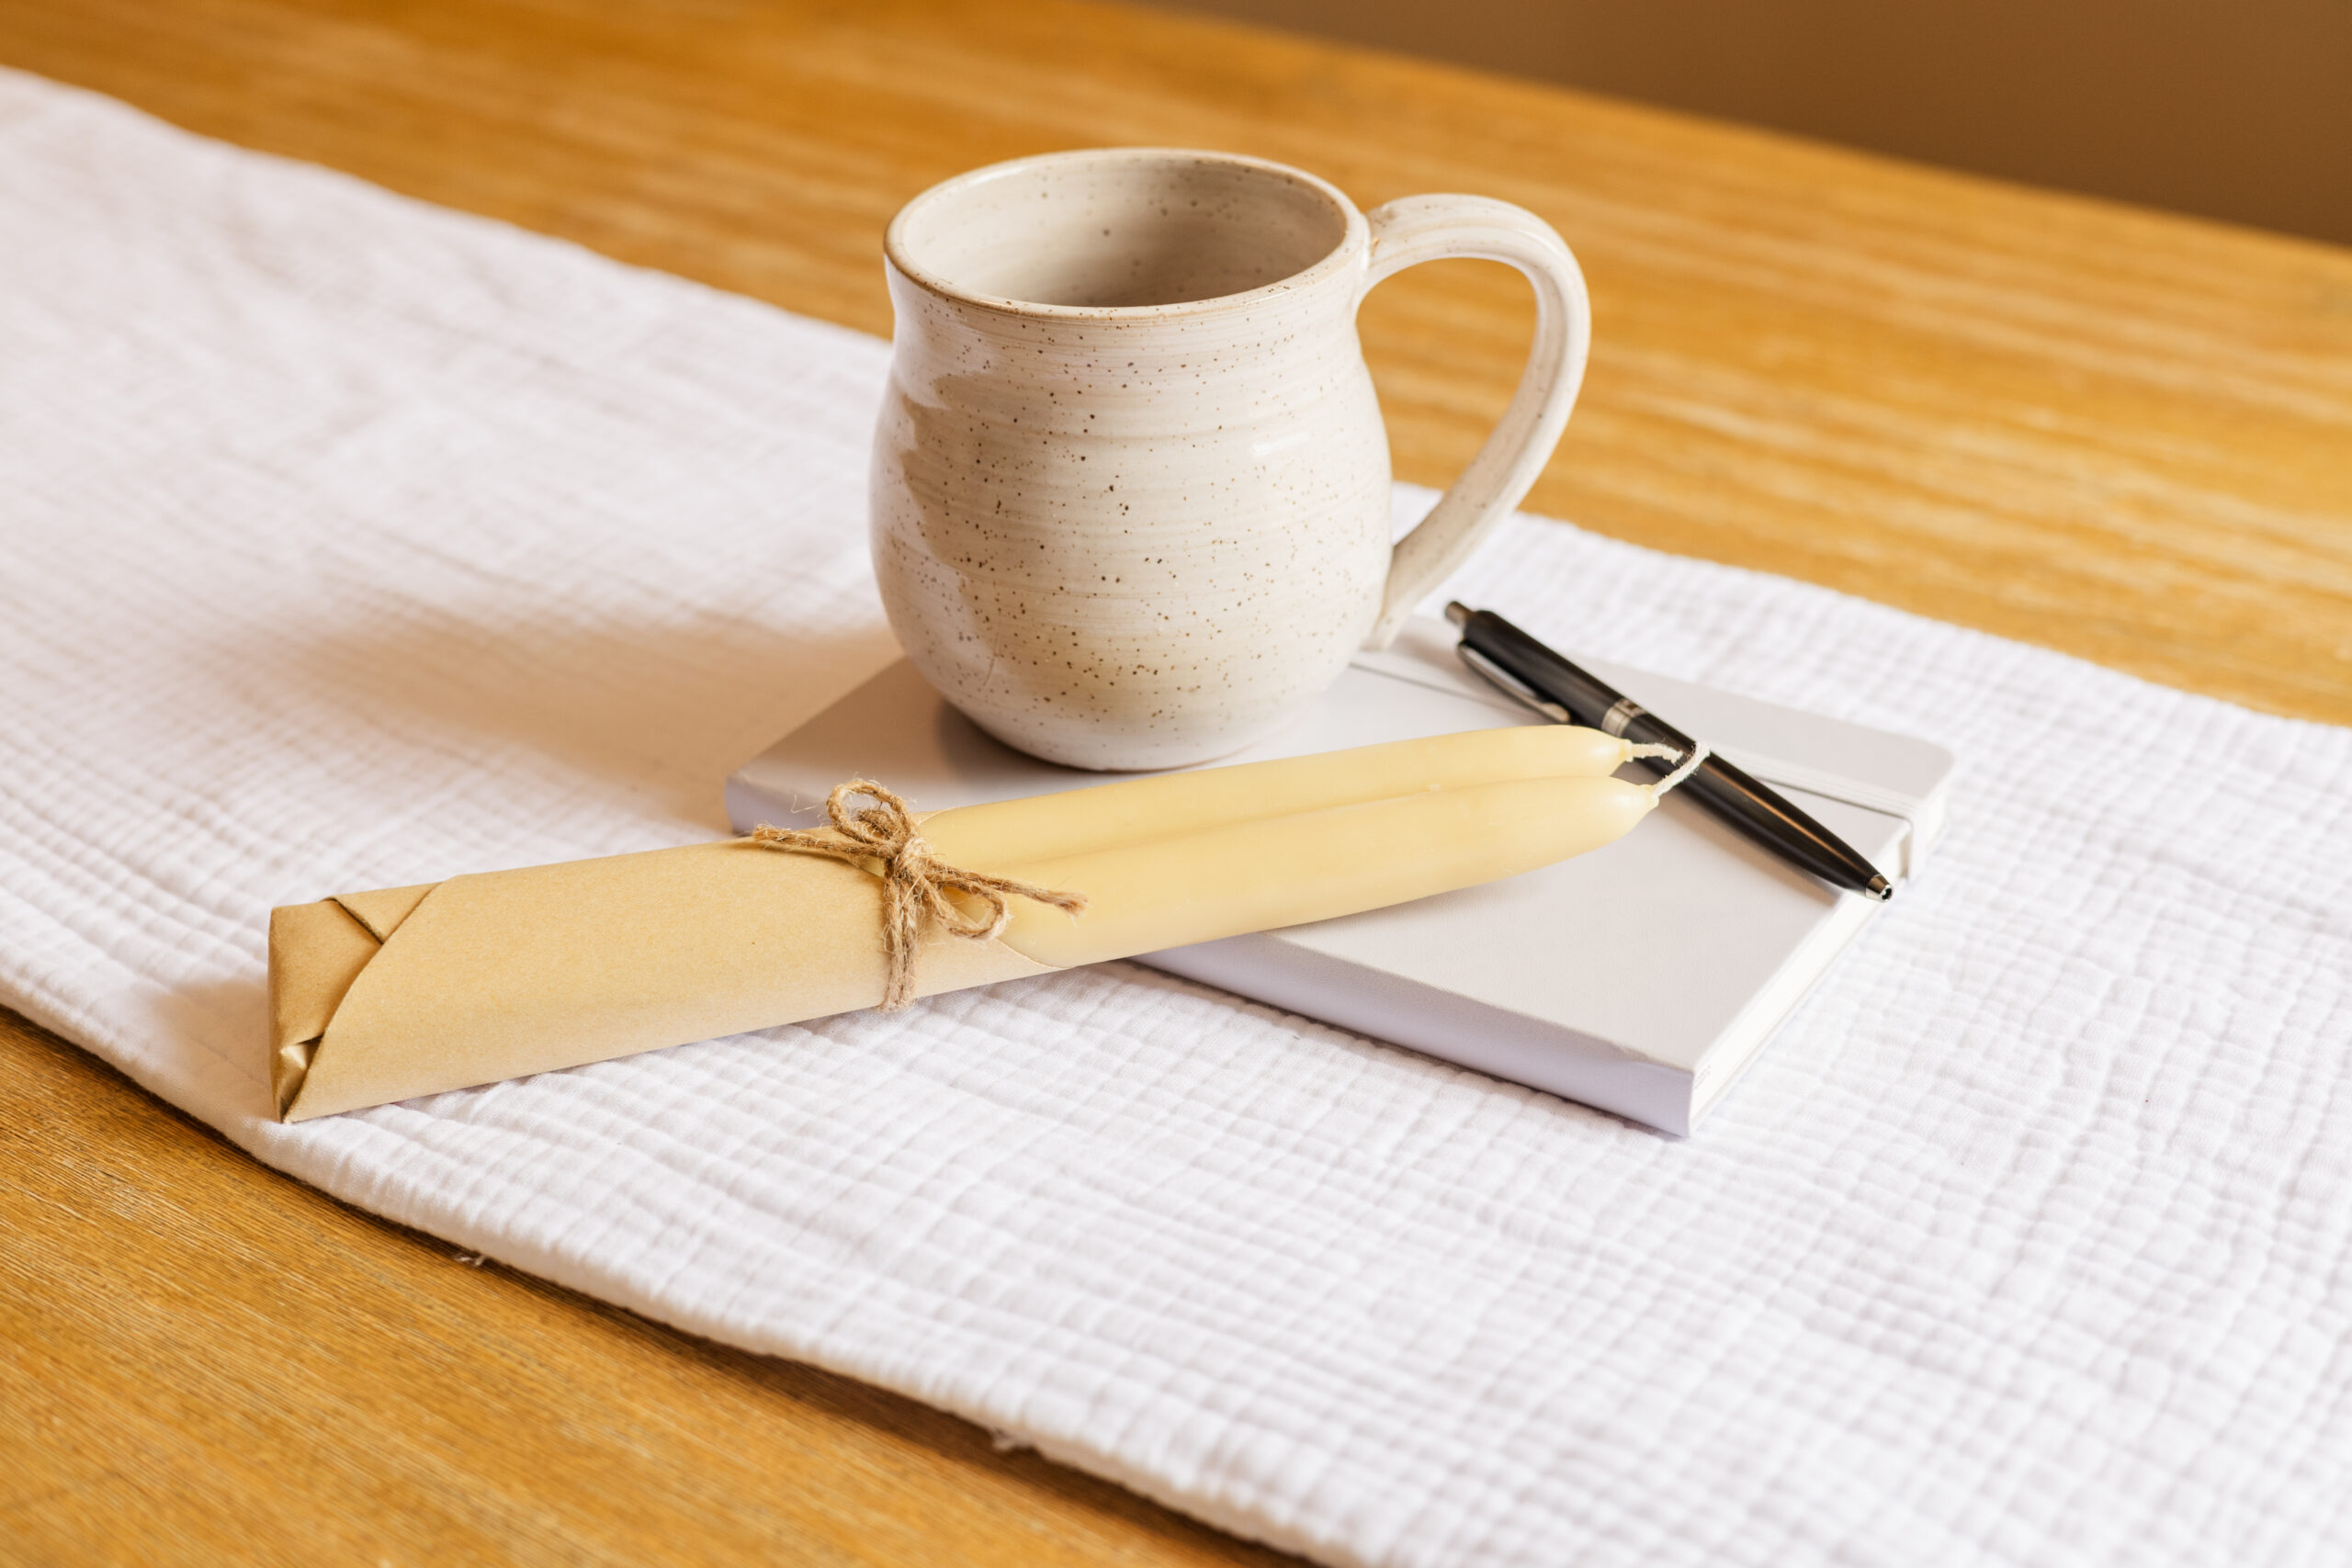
[890,152,1353,310]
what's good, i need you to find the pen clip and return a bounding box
[1458,644,1573,725]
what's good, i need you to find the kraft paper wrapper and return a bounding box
[268,840,1055,1122]
[268,727,1655,1122]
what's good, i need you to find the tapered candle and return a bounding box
[978,773,1653,968]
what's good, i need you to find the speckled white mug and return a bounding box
[872,149,1590,769]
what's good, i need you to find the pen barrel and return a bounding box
[1454,604,1888,897]
[1464,611,1628,728]
[1669,751,1885,891]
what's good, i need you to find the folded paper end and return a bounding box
[262,845,1060,1122]
[274,1036,319,1120]
[266,898,385,1120]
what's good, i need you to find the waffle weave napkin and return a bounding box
[6,70,2350,1568]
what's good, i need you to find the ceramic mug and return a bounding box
[872,148,1590,770]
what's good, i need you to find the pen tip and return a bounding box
[1867,875,1894,901]
[1443,601,1472,628]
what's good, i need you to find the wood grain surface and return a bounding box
[0,1012,1292,1566]
[2,0,2346,1562]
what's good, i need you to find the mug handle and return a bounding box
[1356,195,1592,649]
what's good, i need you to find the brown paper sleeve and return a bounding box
[268,840,1054,1122]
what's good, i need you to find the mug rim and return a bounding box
[884,147,1367,321]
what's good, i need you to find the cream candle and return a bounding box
[979,773,1654,968]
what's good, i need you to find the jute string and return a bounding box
[749,780,1087,1011]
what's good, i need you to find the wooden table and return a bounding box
[4,1,2347,1562]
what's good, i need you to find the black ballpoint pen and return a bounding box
[1445,603,1894,901]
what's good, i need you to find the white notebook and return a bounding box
[729,617,1954,1134]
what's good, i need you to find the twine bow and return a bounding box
[749,779,1087,1011]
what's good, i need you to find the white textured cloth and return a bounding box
[6,69,2351,1568]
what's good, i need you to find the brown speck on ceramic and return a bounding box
[873,148,1592,770]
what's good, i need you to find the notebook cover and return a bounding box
[728,618,1954,1134]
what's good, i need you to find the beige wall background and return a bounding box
[1156,0,2352,247]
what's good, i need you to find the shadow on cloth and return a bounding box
[232,603,900,838]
